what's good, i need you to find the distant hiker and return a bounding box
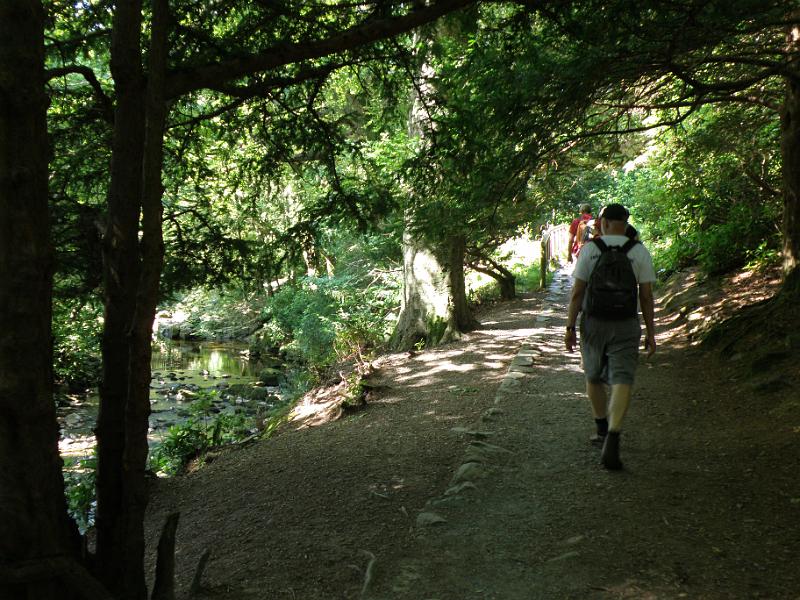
[563,203,657,470]
[566,203,593,263]
[625,223,639,241]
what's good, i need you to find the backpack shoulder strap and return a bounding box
[621,238,640,254]
[591,238,609,252]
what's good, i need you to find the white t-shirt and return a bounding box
[573,235,657,284]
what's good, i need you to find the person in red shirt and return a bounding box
[567,203,593,263]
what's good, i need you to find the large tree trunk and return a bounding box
[391,30,477,351]
[0,1,80,598]
[391,228,458,350]
[391,231,480,351]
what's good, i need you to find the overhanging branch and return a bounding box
[165,0,476,98]
[46,65,114,123]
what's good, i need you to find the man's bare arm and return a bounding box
[639,282,656,357]
[565,279,586,352]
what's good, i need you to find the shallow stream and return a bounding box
[58,341,280,459]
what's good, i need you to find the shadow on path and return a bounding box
[369,269,800,600]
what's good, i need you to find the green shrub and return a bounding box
[63,453,97,534]
[52,300,103,392]
[149,391,258,476]
[512,262,548,293]
[255,273,398,373]
[745,240,782,271]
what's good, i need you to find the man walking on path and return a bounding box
[564,203,657,470]
[566,203,593,263]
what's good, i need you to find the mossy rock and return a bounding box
[226,383,274,401]
[258,368,283,386]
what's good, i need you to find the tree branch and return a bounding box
[46,65,114,123]
[669,63,780,95]
[166,0,476,98]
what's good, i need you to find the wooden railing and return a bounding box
[539,224,570,288]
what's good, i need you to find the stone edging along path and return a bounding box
[414,268,574,528]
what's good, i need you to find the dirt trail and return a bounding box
[145,269,800,600]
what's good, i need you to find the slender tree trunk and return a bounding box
[0,1,80,598]
[467,255,517,300]
[95,1,147,597]
[449,235,480,331]
[120,0,169,598]
[780,28,800,275]
[95,2,171,598]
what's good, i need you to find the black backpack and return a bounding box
[585,238,640,320]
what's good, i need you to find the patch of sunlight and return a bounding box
[527,326,553,336]
[402,371,471,388]
[497,235,539,264]
[481,362,505,369]
[416,349,464,362]
[421,361,477,374]
[371,396,403,406]
[59,434,95,459]
[539,345,565,354]
[290,395,344,428]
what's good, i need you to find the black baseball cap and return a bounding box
[601,203,629,221]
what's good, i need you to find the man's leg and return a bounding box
[586,381,607,418]
[601,383,632,470]
[600,319,640,470]
[608,383,632,431]
[586,381,608,444]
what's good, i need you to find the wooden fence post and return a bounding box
[540,232,549,289]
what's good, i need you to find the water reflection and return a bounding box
[59,340,272,452]
[151,340,256,377]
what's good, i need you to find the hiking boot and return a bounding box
[589,433,606,447]
[600,431,623,470]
